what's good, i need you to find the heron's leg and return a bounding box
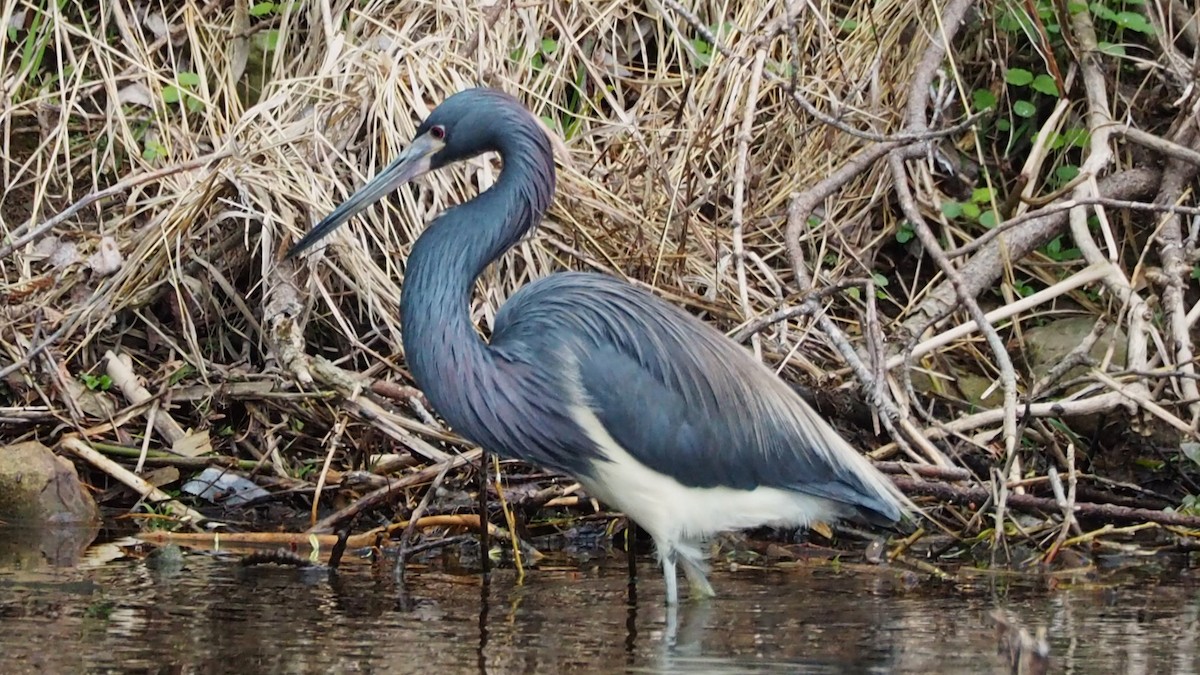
[661,549,679,605]
[679,557,715,599]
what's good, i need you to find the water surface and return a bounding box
[0,537,1196,673]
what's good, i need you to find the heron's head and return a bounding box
[285,88,524,258]
[417,88,520,169]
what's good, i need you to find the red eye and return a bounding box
[430,125,446,140]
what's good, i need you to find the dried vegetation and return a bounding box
[3,0,1200,573]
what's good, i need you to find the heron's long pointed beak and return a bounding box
[285,132,444,258]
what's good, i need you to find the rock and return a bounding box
[0,441,99,524]
[1021,316,1127,379]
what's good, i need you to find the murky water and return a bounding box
[1,530,1198,674]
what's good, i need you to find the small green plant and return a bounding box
[1009,278,1035,297]
[254,29,281,52]
[895,222,915,244]
[79,373,112,391]
[1177,495,1200,516]
[1053,164,1081,186]
[972,88,998,113]
[685,23,734,69]
[142,139,168,162]
[844,273,893,302]
[11,1,70,96]
[248,1,298,17]
[509,37,559,72]
[1089,0,1156,43]
[940,187,1000,228]
[163,71,204,113]
[1040,235,1081,262]
[168,364,196,386]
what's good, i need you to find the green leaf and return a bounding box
[972,89,997,111]
[1192,265,1200,281]
[1116,11,1154,34]
[168,364,195,385]
[941,201,964,219]
[540,37,558,55]
[872,273,889,288]
[690,38,712,67]
[162,85,181,103]
[961,202,981,220]
[177,71,201,87]
[249,2,275,16]
[253,29,281,51]
[142,140,167,161]
[80,373,112,391]
[996,12,1024,33]
[996,118,1012,132]
[1005,68,1034,86]
[1090,2,1118,22]
[1067,0,1087,12]
[971,187,994,204]
[1097,41,1126,56]
[1055,165,1080,183]
[839,19,858,31]
[979,210,999,228]
[845,287,860,300]
[1063,127,1089,148]
[1032,74,1059,96]
[1013,99,1037,117]
[896,225,914,243]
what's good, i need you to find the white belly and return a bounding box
[570,404,838,547]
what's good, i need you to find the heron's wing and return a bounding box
[574,344,898,523]
[494,273,905,523]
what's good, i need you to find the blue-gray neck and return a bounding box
[399,114,555,444]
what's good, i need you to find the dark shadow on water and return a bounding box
[0,540,1197,673]
[0,523,99,568]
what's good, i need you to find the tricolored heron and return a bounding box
[287,88,908,604]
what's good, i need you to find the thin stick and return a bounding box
[61,436,208,524]
[730,49,768,360]
[307,450,480,533]
[395,460,454,582]
[478,446,491,580]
